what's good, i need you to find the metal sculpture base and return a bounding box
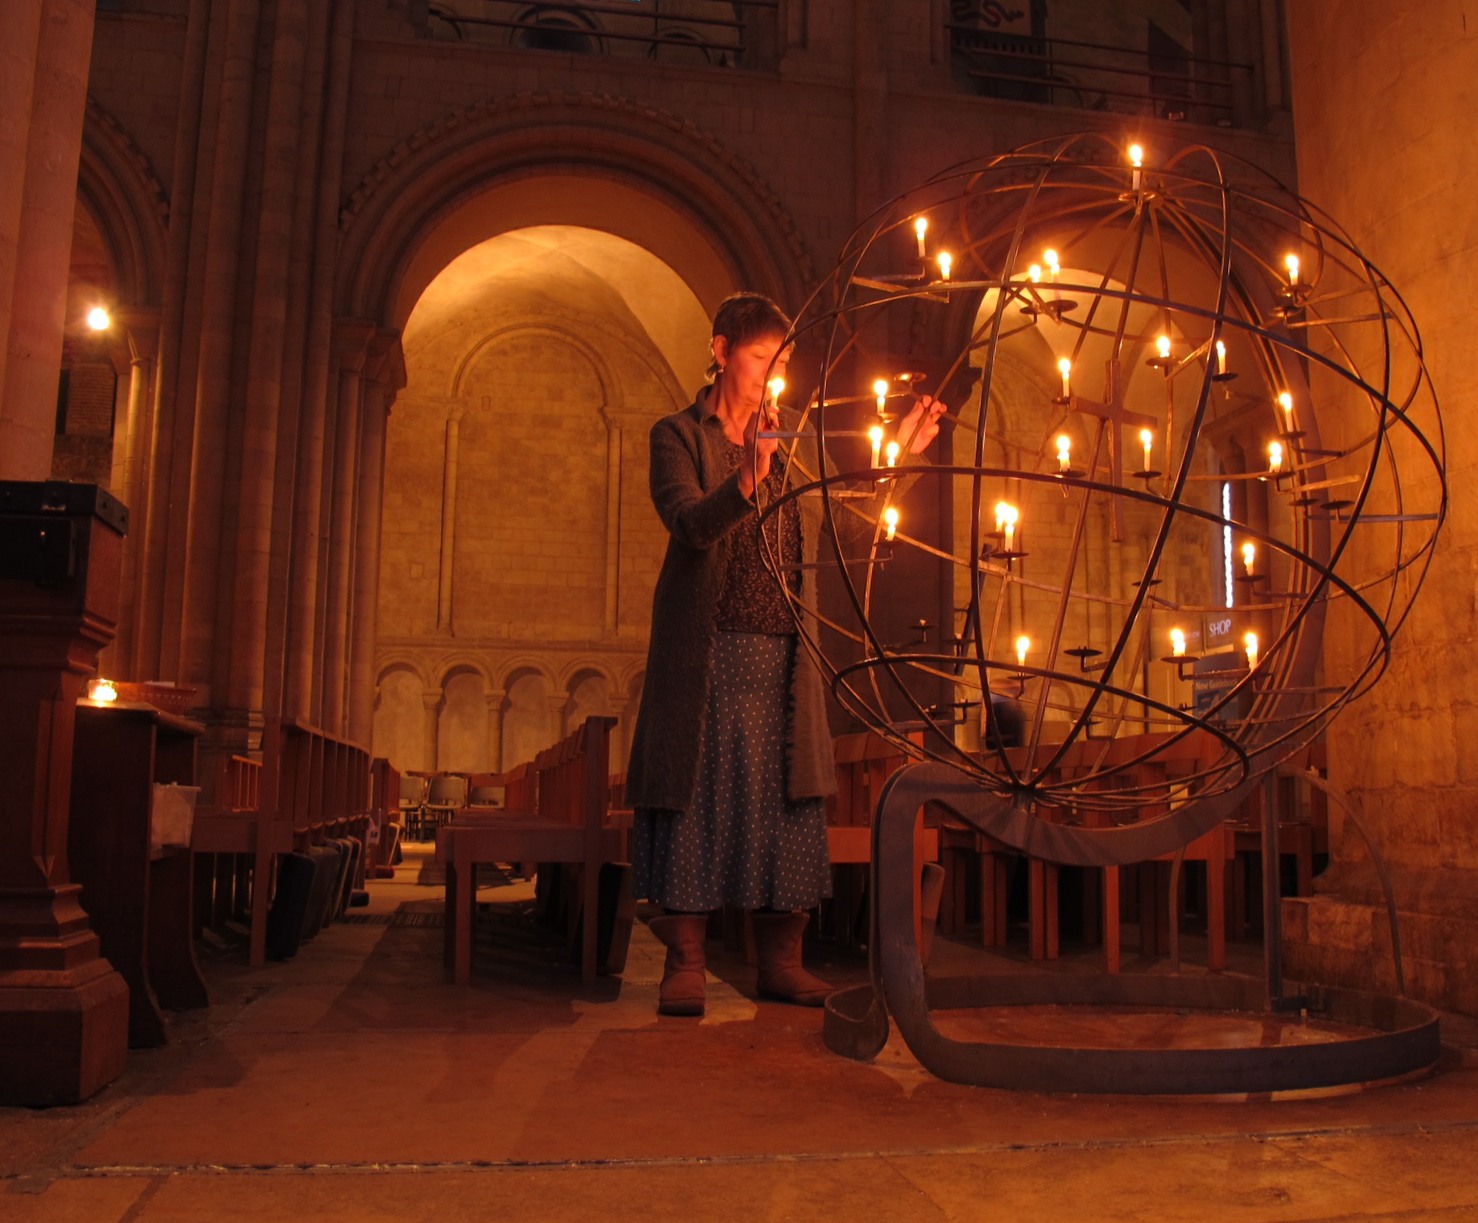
[823,763,1441,1096]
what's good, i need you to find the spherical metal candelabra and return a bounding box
[759,132,1445,871]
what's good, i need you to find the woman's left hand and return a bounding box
[897,394,948,455]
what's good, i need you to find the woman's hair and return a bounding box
[707,292,792,379]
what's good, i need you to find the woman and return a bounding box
[625,292,944,1017]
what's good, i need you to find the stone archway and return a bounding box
[336,91,815,330]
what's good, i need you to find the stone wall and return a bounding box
[1283,1,1478,1013]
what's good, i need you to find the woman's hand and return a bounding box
[896,394,948,455]
[738,404,780,499]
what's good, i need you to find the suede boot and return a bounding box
[649,914,708,1017]
[752,910,832,1006]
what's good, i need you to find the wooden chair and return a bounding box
[422,773,467,840]
[397,772,428,838]
[1230,741,1329,937]
[436,716,632,985]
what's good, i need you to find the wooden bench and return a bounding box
[191,718,372,965]
[436,716,632,986]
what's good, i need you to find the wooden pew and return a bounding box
[191,718,372,965]
[824,730,941,957]
[436,716,632,986]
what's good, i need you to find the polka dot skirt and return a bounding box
[633,632,833,912]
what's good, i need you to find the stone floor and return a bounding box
[4,845,1478,1222]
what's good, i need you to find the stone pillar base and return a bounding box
[0,937,129,1106]
[1284,893,1478,1016]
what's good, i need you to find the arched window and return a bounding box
[514,6,602,55]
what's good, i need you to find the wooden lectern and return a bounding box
[0,481,131,1106]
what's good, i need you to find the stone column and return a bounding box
[178,0,262,702]
[0,0,96,480]
[130,0,211,686]
[437,402,466,633]
[0,485,130,1105]
[485,688,507,774]
[108,311,159,679]
[346,332,403,748]
[225,0,310,729]
[607,694,630,770]
[279,0,355,725]
[320,321,371,733]
[601,411,622,634]
[421,687,442,773]
[546,692,568,744]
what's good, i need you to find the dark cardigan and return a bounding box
[625,390,836,813]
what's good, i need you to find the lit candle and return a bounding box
[1055,433,1072,473]
[1284,253,1300,285]
[1241,541,1256,576]
[883,506,899,541]
[1278,391,1295,429]
[1268,440,1284,473]
[873,378,889,414]
[937,251,953,281]
[914,216,928,260]
[1129,143,1144,191]
[1057,356,1072,399]
[88,677,118,702]
[994,501,1019,552]
[1139,427,1153,472]
[1215,340,1227,376]
[767,376,785,413]
[1170,628,1186,658]
[868,423,884,468]
[884,440,900,468]
[1244,630,1259,669]
[1044,249,1060,282]
[1156,334,1171,362]
[1015,634,1030,668]
[1028,263,1042,284]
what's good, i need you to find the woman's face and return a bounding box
[714,332,789,410]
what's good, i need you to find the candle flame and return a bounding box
[868,423,884,444]
[872,378,890,399]
[768,376,785,403]
[1268,440,1284,472]
[994,501,1018,530]
[1044,248,1059,275]
[883,506,899,541]
[1284,253,1300,284]
[913,217,928,240]
[88,677,119,702]
[1242,541,1256,574]
[1244,630,1260,669]
[1156,334,1171,360]
[937,251,952,280]
[1028,263,1042,283]
[1170,628,1186,658]
[1015,635,1030,668]
[1057,357,1071,377]
[1128,143,1144,168]
[885,440,900,467]
[1278,391,1294,418]
[86,306,111,332]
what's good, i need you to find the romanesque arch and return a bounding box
[336,91,815,330]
